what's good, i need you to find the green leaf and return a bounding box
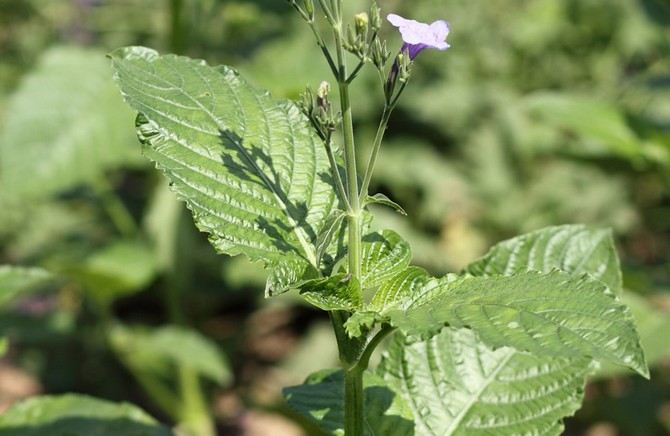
[0,394,173,436]
[110,325,232,386]
[385,270,648,377]
[109,46,341,295]
[361,229,412,290]
[299,274,363,311]
[0,265,56,307]
[365,193,407,215]
[0,46,141,201]
[283,368,414,436]
[377,328,593,436]
[524,93,646,162]
[464,224,622,294]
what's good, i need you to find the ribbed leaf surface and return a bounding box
[464,224,621,294]
[385,269,647,376]
[283,369,414,436]
[361,229,412,290]
[109,47,340,293]
[378,328,592,435]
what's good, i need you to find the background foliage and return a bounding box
[0,0,669,434]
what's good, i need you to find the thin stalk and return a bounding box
[93,176,138,238]
[357,324,395,370]
[324,134,351,209]
[359,105,392,202]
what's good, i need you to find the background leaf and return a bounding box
[0,265,55,307]
[0,394,173,436]
[0,46,141,202]
[111,324,232,386]
[109,46,341,294]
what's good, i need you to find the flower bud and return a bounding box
[369,2,382,31]
[397,52,413,83]
[298,85,315,117]
[302,0,314,19]
[354,12,369,37]
[371,37,390,69]
[316,81,331,112]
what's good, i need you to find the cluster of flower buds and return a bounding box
[299,81,341,140]
[343,2,390,70]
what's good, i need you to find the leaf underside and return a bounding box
[109,46,342,294]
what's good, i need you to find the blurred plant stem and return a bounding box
[169,0,187,54]
[93,176,138,239]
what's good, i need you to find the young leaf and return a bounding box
[283,368,414,435]
[109,47,341,295]
[464,224,622,294]
[0,394,173,436]
[361,229,412,290]
[299,274,363,311]
[378,328,593,435]
[385,270,648,377]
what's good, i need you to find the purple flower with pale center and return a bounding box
[387,13,450,60]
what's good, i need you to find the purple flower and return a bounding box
[387,13,450,60]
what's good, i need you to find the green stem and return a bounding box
[169,0,186,54]
[344,367,365,436]
[358,324,395,370]
[178,366,215,436]
[359,105,392,202]
[93,177,138,239]
[324,135,351,209]
[333,23,362,284]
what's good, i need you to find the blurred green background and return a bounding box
[0,0,669,434]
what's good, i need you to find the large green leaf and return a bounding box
[0,394,173,436]
[0,46,141,201]
[464,224,622,294]
[283,368,414,436]
[383,269,647,377]
[109,46,341,294]
[377,328,593,435]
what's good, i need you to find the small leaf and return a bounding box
[361,229,412,290]
[109,47,341,295]
[385,270,648,377]
[377,328,593,435]
[110,325,232,386]
[314,210,347,267]
[464,224,622,294]
[283,368,414,436]
[365,193,407,215]
[0,394,173,436]
[0,265,56,307]
[299,274,363,311]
